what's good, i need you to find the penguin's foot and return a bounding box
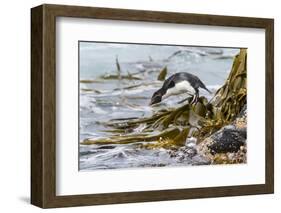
[190,94,199,105]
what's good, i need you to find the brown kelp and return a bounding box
[100,56,143,80]
[157,66,168,81]
[81,49,247,155]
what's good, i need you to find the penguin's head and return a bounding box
[150,89,163,105]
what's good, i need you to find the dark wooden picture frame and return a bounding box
[31,4,274,208]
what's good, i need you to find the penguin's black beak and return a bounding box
[150,94,162,106]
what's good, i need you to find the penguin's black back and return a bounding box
[161,72,209,93]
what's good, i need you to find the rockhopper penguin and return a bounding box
[150,72,211,105]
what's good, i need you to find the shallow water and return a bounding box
[79,43,240,171]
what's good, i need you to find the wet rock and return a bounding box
[208,128,246,154]
[191,155,211,165]
[168,146,210,165]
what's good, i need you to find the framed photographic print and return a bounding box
[31,4,274,208]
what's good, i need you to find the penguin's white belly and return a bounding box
[162,81,195,100]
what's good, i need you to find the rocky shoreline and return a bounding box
[197,104,247,164]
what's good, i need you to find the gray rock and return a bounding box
[208,127,246,155]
